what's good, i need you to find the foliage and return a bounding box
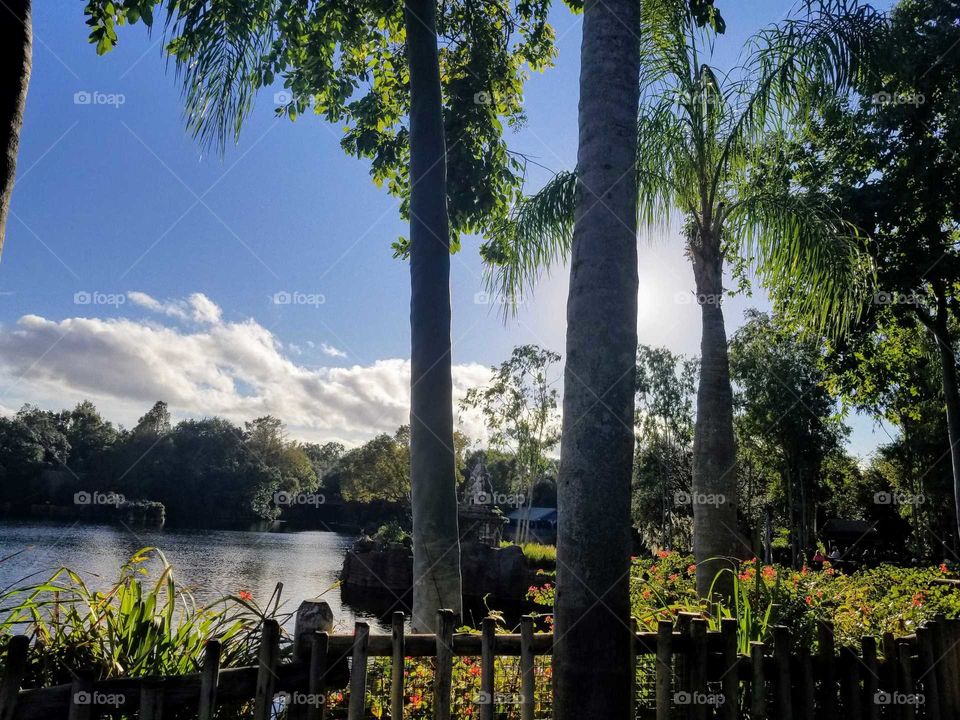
[502,542,556,570]
[460,345,560,495]
[84,0,556,251]
[0,548,284,688]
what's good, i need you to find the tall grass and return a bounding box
[0,548,286,688]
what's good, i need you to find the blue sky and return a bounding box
[0,1,890,454]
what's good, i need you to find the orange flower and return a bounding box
[238,590,252,601]
[761,566,776,581]
[912,592,925,607]
[805,595,814,605]
[687,563,697,575]
[469,665,481,676]
[941,563,949,574]
[657,550,670,559]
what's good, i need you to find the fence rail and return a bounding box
[1,605,958,719]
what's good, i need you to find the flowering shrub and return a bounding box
[525,551,960,650]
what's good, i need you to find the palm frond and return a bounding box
[162,0,278,153]
[481,170,577,314]
[728,187,874,337]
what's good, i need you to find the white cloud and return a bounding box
[320,342,347,358]
[0,294,490,446]
[127,291,222,325]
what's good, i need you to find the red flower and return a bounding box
[657,550,670,559]
[469,665,481,676]
[912,592,925,607]
[238,590,252,601]
[687,563,697,575]
[941,563,949,574]
[805,595,814,606]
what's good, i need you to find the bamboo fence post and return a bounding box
[861,636,880,720]
[656,619,673,720]
[689,618,708,720]
[916,626,941,720]
[480,617,496,720]
[839,646,861,720]
[253,619,280,720]
[773,626,793,720]
[819,622,837,720]
[140,680,165,720]
[0,636,29,720]
[896,640,916,720]
[719,618,738,720]
[751,641,767,720]
[520,616,535,720]
[391,612,405,720]
[307,632,329,720]
[66,672,93,720]
[797,644,815,720]
[197,639,221,720]
[434,609,455,720]
[347,622,370,720]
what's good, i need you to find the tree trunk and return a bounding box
[931,305,960,551]
[0,0,32,253]
[690,234,739,598]
[404,0,462,632]
[552,0,640,716]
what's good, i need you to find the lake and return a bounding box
[0,521,400,633]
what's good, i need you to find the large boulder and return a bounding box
[460,542,528,600]
[340,542,412,594]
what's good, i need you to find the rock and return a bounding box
[460,542,528,600]
[340,544,413,594]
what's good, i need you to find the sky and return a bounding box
[0,1,892,455]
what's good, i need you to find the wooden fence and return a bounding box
[1,606,958,719]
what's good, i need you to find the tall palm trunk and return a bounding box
[552,0,640,716]
[404,0,463,632]
[0,0,32,253]
[690,233,739,598]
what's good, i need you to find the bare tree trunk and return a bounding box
[690,235,739,598]
[931,305,960,551]
[552,0,640,716]
[0,0,32,253]
[404,0,462,632]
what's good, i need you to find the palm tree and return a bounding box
[549,0,642,716]
[0,0,32,253]
[403,0,463,630]
[486,0,880,597]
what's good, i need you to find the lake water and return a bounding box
[0,521,399,633]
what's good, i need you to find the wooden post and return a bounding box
[0,636,28,720]
[66,672,93,720]
[931,616,955,718]
[629,616,638,720]
[253,619,280,720]
[751,641,767,720]
[140,680,165,720]
[946,620,960,718]
[819,622,837,720]
[797,645,814,720]
[862,636,880,720]
[689,618,708,720]
[434,609,455,720]
[773,626,792,720]
[198,639,221,720]
[720,618,738,720]
[656,619,673,720]
[676,612,695,704]
[294,599,335,661]
[520,616,535,720]
[347,622,370,720]
[882,631,897,699]
[480,617,496,720]
[916,627,941,720]
[897,641,915,720]
[307,632,329,720]
[391,612,405,720]
[839,646,861,719]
